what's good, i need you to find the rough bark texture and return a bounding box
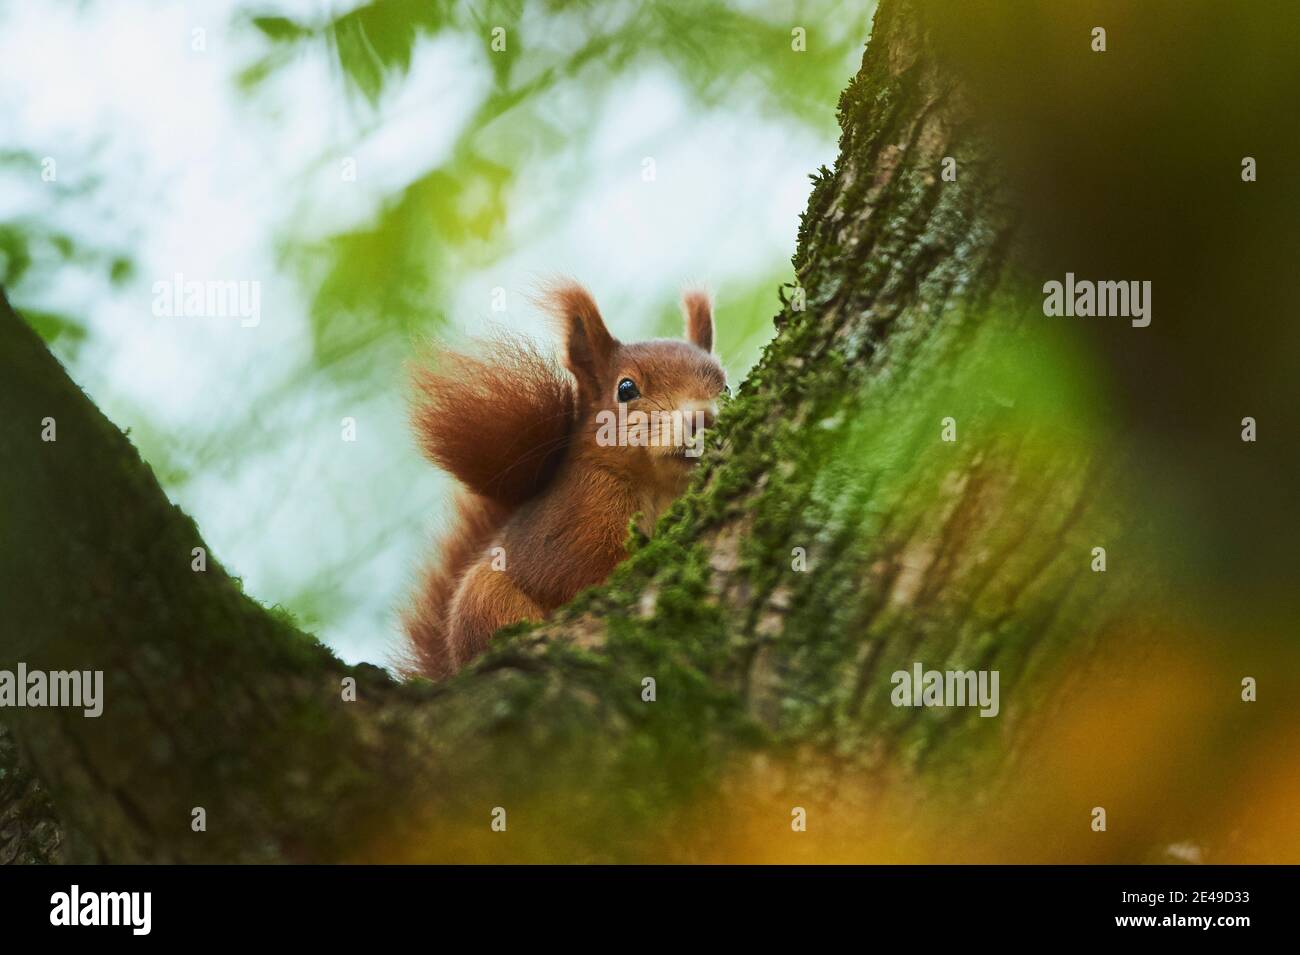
[0,725,63,863]
[1,0,1159,863]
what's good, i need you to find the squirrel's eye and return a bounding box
[617,378,640,402]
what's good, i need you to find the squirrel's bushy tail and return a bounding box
[409,333,576,506]
[400,333,576,678]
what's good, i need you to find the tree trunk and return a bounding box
[0,0,1233,864]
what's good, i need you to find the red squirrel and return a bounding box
[402,282,727,680]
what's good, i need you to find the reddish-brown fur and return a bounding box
[401,282,726,680]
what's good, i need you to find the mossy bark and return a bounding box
[0,0,1155,863]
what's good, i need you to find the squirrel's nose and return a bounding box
[682,400,717,431]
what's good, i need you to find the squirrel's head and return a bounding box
[546,283,727,469]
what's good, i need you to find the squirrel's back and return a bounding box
[401,333,577,678]
[400,492,507,678]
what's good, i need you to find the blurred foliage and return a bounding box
[0,149,133,360]
[919,0,1300,627]
[238,0,868,372]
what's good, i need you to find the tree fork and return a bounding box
[1,0,1155,863]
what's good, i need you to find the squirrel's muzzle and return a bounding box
[680,400,718,433]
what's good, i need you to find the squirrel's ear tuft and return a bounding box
[544,282,616,394]
[682,290,713,353]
